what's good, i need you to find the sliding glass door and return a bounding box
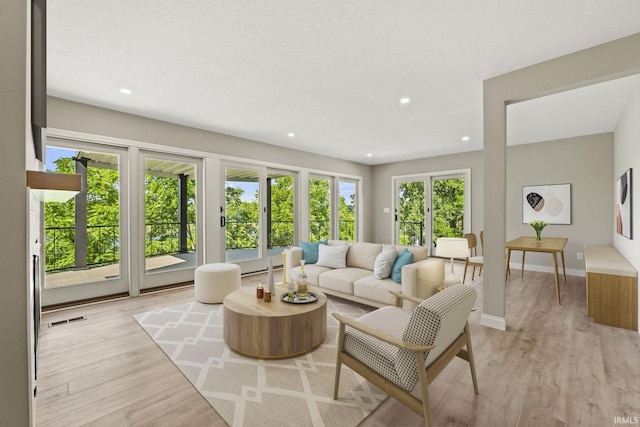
[223,164,298,272]
[396,179,426,246]
[267,170,296,255]
[42,140,129,305]
[394,170,470,254]
[224,165,261,263]
[140,151,202,290]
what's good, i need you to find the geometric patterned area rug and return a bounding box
[133,294,388,427]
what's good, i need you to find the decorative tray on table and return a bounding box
[280,291,319,304]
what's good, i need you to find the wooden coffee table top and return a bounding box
[223,285,327,359]
[223,285,326,317]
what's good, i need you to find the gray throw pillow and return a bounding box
[373,247,397,279]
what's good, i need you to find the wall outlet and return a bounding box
[577,252,583,260]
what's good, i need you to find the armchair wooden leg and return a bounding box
[415,352,433,427]
[333,323,346,400]
[464,322,479,394]
[463,262,469,284]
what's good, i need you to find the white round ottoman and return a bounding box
[194,263,241,303]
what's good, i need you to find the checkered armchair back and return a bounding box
[395,284,477,390]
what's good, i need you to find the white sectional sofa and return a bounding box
[284,240,444,311]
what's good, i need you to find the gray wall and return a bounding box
[614,77,640,267]
[370,133,614,276]
[614,75,640,331]
[507,134,614,273]
[1,0,33,424]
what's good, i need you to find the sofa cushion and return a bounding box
[300,240,328,264]
[346,242,383,270]
[328,239,350,246]
[374,246,397,279]
[391,248,414,284]
[383,244,428,262]
[291,264,331,286]
[354,276,401,305]
[319,267,371,294]
[316,243,349,269]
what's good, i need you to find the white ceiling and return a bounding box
[47,1,640,165]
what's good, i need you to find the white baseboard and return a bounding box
[480,313,506,331]
[508,262,585,278]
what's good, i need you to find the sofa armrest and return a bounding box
[284,247,302,284]
[401,258,445,311]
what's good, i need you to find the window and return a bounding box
[338,179,357,241]
[309,176,331,241]
[394,170,470,253]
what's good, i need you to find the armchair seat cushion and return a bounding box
[343,306,411,389]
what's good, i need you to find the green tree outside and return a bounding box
[46,156,464,272]
[44,156,120,272]
[398,178,465,247]
[309,178,331,241]
[432,178,465,244]
[45,155,197,273]
[145,173,197,256]
[268,175,294,248]
[339,185,356,241]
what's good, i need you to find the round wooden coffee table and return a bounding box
[223,285,327,359]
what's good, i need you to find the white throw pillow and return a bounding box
[374,247,398,279]
[316,243,349,269]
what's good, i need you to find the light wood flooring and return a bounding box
[36,264,640,427]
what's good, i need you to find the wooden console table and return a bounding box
[585,245,638,331]
[505,236,568,305]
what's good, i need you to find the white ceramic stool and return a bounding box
[194,263,241,303]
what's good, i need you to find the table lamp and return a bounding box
[436,237,469,287]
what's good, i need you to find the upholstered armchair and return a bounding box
[332,285,478,427]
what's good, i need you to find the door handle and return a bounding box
[220,216,226,227]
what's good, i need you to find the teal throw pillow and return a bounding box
[300,240,328,264]
[390,248,414,284]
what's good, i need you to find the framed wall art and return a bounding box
[522,183,571,224]
[616,168,632,239]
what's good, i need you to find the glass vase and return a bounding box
[296,260,308,297]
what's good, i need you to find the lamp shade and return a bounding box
[436,238,468,259]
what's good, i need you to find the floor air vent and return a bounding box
[48,315,87,327]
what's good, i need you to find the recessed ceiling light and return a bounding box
[366,153,373,157]
[399,97,411,104]
[119,88,132,95]
[461,136,470,142]
[288,132,295,138]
